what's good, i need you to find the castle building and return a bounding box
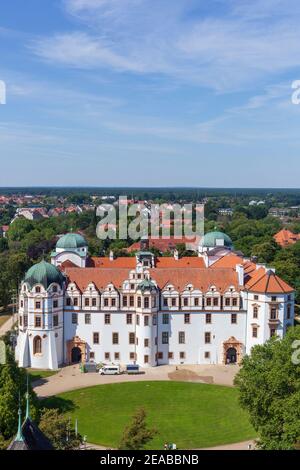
[15,232,295,370]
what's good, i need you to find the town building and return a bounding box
[15,232,295,370]
[274,228,300,247]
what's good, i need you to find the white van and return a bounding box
[99,365,120,375]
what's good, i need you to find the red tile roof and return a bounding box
[245,268,294,294]
[274,229,300,247]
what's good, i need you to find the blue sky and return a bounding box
[1,0,300,187]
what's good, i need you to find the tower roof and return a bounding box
[138,278,157,292]
[201,231,233,248]
[25,260,65,289]
[56,233,87,249]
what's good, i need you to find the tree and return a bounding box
[0,348,38,439]
[234,326,300,450]
[119,408,157,450]
[39,409,83,450]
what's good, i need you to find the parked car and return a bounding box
[99,365,120,375]
[126,364,141,375]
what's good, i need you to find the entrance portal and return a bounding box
[226,347,237,364]
[71,347,82,363]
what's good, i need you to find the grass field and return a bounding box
[42,381,255,449]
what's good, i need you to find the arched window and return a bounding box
[33,336,42,355]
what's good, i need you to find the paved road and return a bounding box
[34,363,239,398]
[0,315,15,338]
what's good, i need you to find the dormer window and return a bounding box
[36,286,41,293]
[53,286,58,293]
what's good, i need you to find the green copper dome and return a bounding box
[25,261,65,289]
[201,231,233,248]
[138,279,157,292]
[56,233,87,249]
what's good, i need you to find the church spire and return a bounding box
[16,392,24,442]
[25,375,30,420]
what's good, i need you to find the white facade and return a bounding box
[15,234,295,370]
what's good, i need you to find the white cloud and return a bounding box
[26,0,300,91]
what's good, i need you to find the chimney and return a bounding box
[109,250,114,261]
[236,264,244,287]
[174,249,179,261]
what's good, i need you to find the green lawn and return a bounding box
[27,369,59,381]
[42,381,255,449]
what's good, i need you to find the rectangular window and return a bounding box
[144,338,149,348]
[168,352,174,359]
[178,331,185,344]
[157,352,163,360]
[35,316,41,328]
[112,332,119,345]
[179,351,185,360]
[194,297,199,307]
[136,315,140,325]
[171,298,176,307]
[72,313,78,324]
[85,313,91,325]
[111,298,116,307]
[252,326,258,338]
[104,314,111,324]
[144,355,149,364]
[205,332,211,344]
[85,298,89,307]
[24,315,28,327]
[183,297,188,307]
[73,298,78,307]
[53,300,58,308]
[213,297,219,306]
[66,297,71,306]
[204,351,210,359]
[225,298,230,306]
[114,352,120,360]
[129,332,135,345]
[254,295,259,301]
[270,328,276,337]
[162,332,169,344]
[287,305,291,319]
[123,296,128,307]
[53,315,59,327]
[184,313,190,324]
[206,313,212,324]
[137,297,142,308]
[35,301,41,310]
[153,314,157,326]
[104,298,109,307]
[93,332,99,344]
[19,316,22,326]
[270,308,277,320]
[129,352,135,361]
[271,296,277,302]
[232,298,238,307]
[162,313,169,324]
[105,352,110,361]
[206,298,212,306]
[231,313,237,324]
[144,297,149,309]
[90,352,95,360]
[92,298,97,307]
[129,296,134,307]
[163,297,168,307]
[144,315,149,326]
[126,314,132,324]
